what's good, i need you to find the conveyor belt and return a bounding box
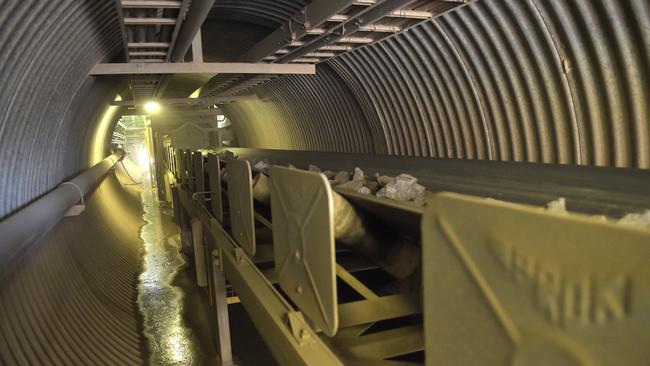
[215,148,650,217]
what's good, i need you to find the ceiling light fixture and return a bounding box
[144,101,161,113]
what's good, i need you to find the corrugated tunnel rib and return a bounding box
[0,0,649,365]
[0,0,145,364]
[0,176,145,365]
[218,0,650,168]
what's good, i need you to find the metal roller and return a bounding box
[252,172,271,204]
[332,191,419,279]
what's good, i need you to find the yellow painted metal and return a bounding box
[333,264,378,340]
[184,149,192,186]
[422,192,650,366]
[338,294,420,328]
[174,148,183,181]
[207,154,223,223]
[227,159,256,256]
[192,151,204,194]
[333,325,424,360]
[270,166,338,336]
[178,189,344,366]
[254,211,272,229]
[336,264,378,300]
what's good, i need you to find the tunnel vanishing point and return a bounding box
[1,1,650,365]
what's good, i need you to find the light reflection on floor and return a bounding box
[138,188,200,365]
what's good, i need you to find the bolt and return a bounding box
[299,329,310,341]
[296,285,303,294]
[293,250,301,262]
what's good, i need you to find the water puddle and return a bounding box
[138,189,200,365]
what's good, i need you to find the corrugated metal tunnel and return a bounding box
[1,0,649,365]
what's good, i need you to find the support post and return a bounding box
[212,250,234,365]
[191,219,208,287]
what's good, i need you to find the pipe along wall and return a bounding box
[0,172,147,365]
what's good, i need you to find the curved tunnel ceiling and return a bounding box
[1,0,648,219]
[0,0,123,219]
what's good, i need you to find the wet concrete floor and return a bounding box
[138,188,204,365]
[136,186,276,365]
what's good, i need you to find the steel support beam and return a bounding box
[238,0,359,62]
[121,0,182,8]
[191,31,204,63]
[201,0,354,96]
[112,0,130,62]
[170,0,215,62]
[277,0,416,62]
[143,110,225,119]
[179,190,344,366]
[130,51,167,57]
[212,250,234,365]
[128,42,170,48]
[89,62,315,75]
[124,18,177,25]
[111,95,258,106]
[165,0,192,62]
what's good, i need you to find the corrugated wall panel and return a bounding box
[213,0,310,25]
[223,64,378,153]
[0,176,145,365]
[222,0,650,168]
[0,0,122,219]
[0,1,147,364]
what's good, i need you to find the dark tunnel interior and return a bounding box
[1,0,649,365]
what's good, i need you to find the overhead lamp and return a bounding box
[144,101,161,113]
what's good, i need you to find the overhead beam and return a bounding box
[200,0,356,96]
[123,110,225,119]
[89,62,315,75]
[277,0,416,63]
[155,0,216,98]
[110,95,259,106]
[238,0,360,62]
[124,18,177,25]
[170,0,215,62]
[329,9,432,21]
[112,0,130,62]
[191,31,204,63]
[128,42,170,48]
[165,0,192,62]
[129,51,167,57]
[121,0,182,8]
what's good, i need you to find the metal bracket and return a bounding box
[287,311,315,346]
[422,192,650,366]
[192,152,205,198]
[212,249,235,365]
[212,249,223,271]
[210,217,220,229]
[270,166,338,336]
[207,154,224,223]
[227,159,257,256]
[60,182,86,217]
[233,248,248,265]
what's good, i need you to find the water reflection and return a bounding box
[138,189,199,365]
